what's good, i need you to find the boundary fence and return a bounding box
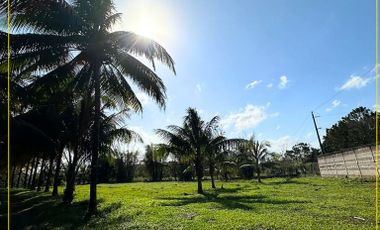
[317,145,378,177]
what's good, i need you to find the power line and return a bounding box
[313,67,375,111]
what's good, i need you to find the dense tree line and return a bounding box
[322,106,377,153]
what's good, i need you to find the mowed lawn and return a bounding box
[1,177,376,230]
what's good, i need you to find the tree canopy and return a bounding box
[322,106,377,153]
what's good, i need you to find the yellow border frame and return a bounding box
[7,0,10,229]
[4,1,380,230]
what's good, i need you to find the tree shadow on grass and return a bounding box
[0,189,123,230]
[158,190,309,211]
[212,186,248,194]
[262,178,313,186]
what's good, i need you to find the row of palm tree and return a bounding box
[1,0,175,215]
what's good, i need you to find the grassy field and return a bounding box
[0,177,376,229]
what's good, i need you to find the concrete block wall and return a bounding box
[317,145,379,177]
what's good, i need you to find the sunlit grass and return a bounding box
[1,177,375,229]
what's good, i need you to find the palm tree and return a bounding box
[156,108,220,194]
[241,136,271,183]
[1,0,175,215]
[143,144,169,182]
[63,98,141,203]
[203,118,244,188]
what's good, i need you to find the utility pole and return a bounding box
[311,111,325,154]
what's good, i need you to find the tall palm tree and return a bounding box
[241,136,271,183]
[1,0,175,215]
[156,108,219,194]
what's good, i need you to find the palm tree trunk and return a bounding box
[23,160,30,188]
[27,157,36,188]
[44,154,55,192]
[88,62,101,215]
[210,162,216,189]
[11,165,16,188]
[195,149,203,194]
[31,158,41,190]
[37,158,46,191]
[28,157,38,189]
[52,146,64,196]
[63,147,79,204]
[256,161,261,183]
[16,165,23,187]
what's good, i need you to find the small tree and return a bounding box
[241,136,271,183]
[143,144,167,182]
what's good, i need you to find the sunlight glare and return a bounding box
[134,18,159,40]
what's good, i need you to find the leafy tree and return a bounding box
[323,107,377,152]
[115,151,138,183]
[284,143,312,175]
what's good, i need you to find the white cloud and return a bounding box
[221,104,267,130]
[339,75,371,90]
[245,80,262,89]
[325,99,341,112]
[276,125,281,130]
[268,136,296,154]
[278,75,288,89]
[266,83,273,88]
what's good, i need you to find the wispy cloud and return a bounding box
[278,75,288,89]
[266,83,273,88]
[325,99,341,112]
[338,75,371,90]
[245,80,262,89]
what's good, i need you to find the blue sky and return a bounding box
[114,0,377,154]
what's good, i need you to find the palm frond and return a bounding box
[110,49,167,109]
[109,31,176,74]
[1,0,84,35]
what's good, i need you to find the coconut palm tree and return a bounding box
[63,104,140,203]
[1,0,175,214]
[205,133,244,189]
[241,136,271,183]
[143,144,169,182]
[157,108,220,194]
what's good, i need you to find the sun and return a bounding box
[118,3,177,46]
[134,18,159,40]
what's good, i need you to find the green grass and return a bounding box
[0,177,376,229]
